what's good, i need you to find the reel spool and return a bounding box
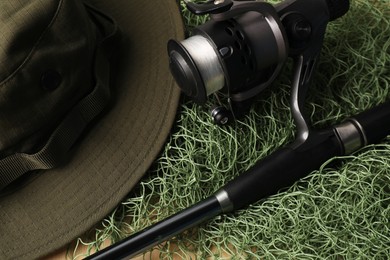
[168,0,288,124]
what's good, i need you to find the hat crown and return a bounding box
[0,0,98,158]
[0,0,57,82]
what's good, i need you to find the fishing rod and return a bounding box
[87,101,390,260]
[86,0,390,258]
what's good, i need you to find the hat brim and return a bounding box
[0,0,184,259]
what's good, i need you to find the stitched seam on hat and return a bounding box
[0,0,64,86]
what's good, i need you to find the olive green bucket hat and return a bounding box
[0,0,184,259]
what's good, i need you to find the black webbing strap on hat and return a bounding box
[0,8,119,190]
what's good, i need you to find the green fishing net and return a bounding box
[75,0,389,258]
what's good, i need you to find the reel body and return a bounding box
[168,0,349,125]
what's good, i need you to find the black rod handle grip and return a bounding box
[85,196,222,260]
[354,101,390,145]
[223,130,343,210]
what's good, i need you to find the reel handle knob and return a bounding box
[211,106,233,125]
[185,0,233,15]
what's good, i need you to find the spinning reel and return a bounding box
[168,0,349,127]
